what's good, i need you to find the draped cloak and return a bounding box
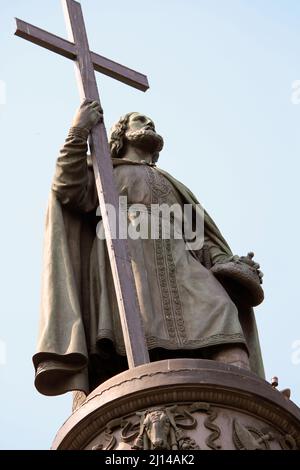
[33,128,264,396]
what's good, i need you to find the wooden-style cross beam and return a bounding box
[15,0,150,368]
[15,18,149,92]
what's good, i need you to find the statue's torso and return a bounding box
[91,163,245,354]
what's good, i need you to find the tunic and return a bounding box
[33,127,264,397]
[90,162,245,354]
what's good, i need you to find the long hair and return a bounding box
[109,112,135,159]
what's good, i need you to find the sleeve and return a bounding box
[204,235,232,265]
[52,127,98,212]
[192,236,231,269]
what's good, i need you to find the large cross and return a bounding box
[15,0,150,368]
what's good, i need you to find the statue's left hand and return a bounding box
[230,252,264,284]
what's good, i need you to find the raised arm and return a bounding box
[52,99,102,212]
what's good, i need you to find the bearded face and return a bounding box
[125,127,164,155]
[109,112,164,160]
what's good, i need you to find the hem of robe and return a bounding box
[33,353,89,396]
[96,331,246,356]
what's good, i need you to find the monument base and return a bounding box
[52,359,300,450]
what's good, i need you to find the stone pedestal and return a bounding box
[52,359,300,450]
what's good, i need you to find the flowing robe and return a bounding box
[33,128,264,396]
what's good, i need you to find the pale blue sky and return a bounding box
[0,0,300,449]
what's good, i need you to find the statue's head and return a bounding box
[109,112,164,163]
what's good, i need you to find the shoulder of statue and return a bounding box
[156,168,200,203]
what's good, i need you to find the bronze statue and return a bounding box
[33,101,264,398]
[16,0,300,453]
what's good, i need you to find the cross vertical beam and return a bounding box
[62,0,150,368]
[15,0,150,368]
